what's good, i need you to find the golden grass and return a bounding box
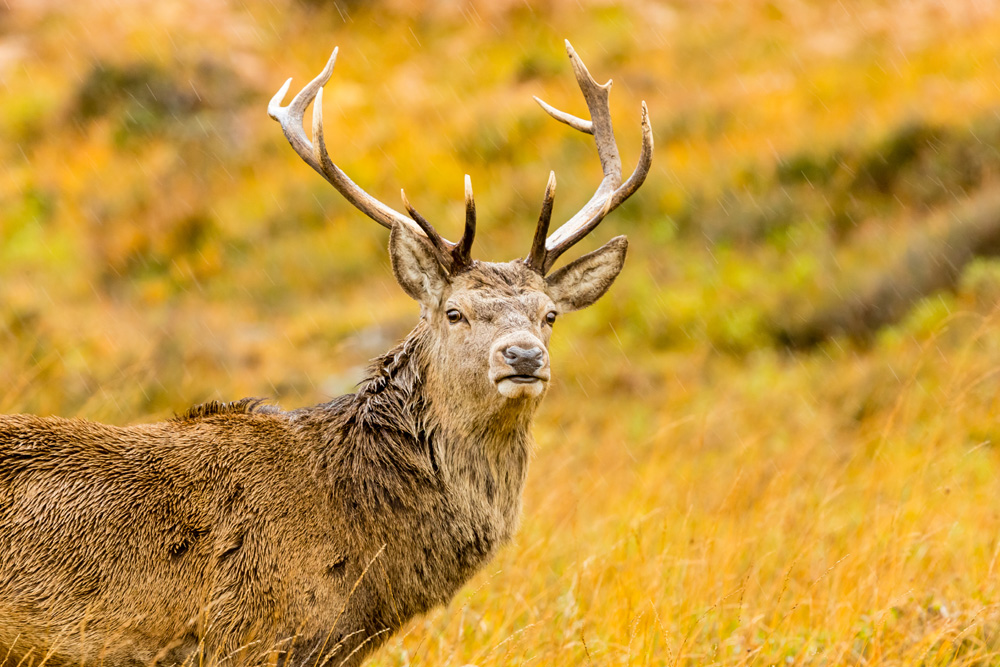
[4,0,1000,664]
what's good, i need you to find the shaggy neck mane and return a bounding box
[290,318,535,630]
[296,320,534,513]
[353,319,432,435]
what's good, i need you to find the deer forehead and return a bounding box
[453,260,546,291]
[447,262,552,321]
[457,293,551,326]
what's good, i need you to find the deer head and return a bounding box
[268,41,652,420]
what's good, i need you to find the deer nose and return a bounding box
[502,345,545,375]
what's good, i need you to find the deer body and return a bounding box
[0,42,651,666]
[0,311,531,667]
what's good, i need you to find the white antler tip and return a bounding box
[315,48,338,86]
[640,103,653,147]
[464,174,473,197]
[267,78,294,119]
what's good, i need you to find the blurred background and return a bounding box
[4,0,1000,664]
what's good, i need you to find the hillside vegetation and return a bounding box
[4,0,1000,664]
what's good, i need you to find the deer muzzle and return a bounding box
[490,335,550,399]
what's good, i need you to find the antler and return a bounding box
[268,49,476,273]
[526,40,654,275]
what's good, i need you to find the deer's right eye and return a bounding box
[446,309,464,324]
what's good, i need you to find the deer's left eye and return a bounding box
[545,311,557,325]
[446,309,464,324]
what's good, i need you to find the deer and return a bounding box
[0,40,652,667]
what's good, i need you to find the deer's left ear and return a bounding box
[390,222,450,308]
[545,236,628,312]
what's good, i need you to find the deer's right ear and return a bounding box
[390,223,451,307]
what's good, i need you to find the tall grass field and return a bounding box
[3,0,1000,664]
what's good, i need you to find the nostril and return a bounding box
[502,346,545,374]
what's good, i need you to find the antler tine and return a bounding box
[452,174,476,270]
[269,49,465,259]
[526,171,556,273]
[528,40,653,274]
[400,188,457,269]
[533,97,593,135]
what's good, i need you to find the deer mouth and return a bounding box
[494,373,549,399]
[496,374,547,385]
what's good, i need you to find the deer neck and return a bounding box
[353,321,535,517]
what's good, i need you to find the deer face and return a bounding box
[390,223,627,407]
[441,264,554,401]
